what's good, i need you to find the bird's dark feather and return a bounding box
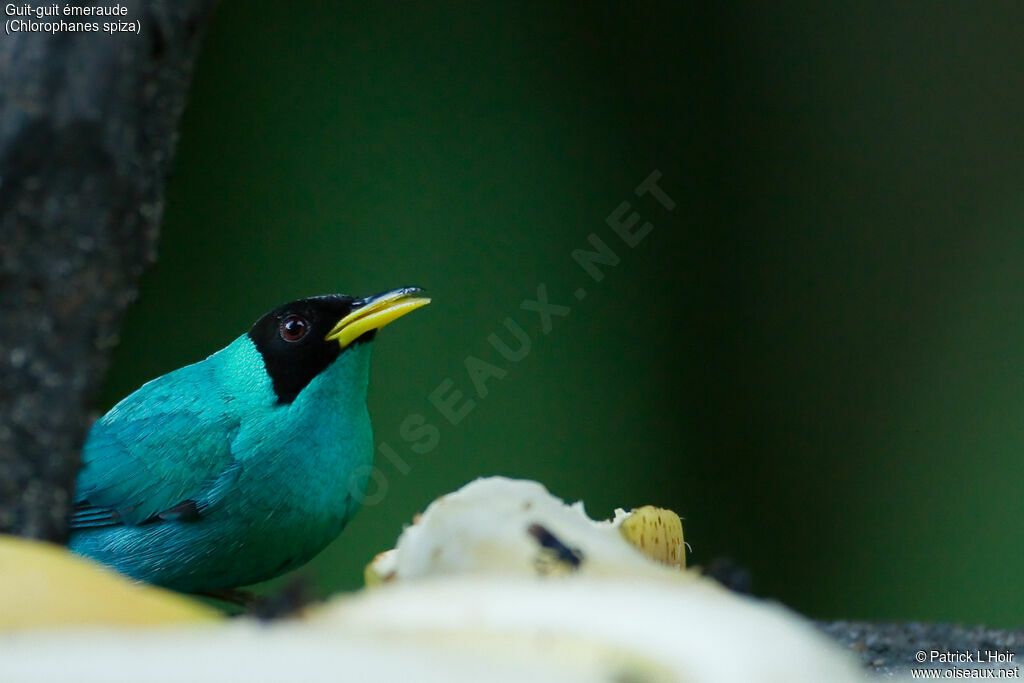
[68,505,122,529]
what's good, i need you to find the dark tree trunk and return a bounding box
[0,1,218,541]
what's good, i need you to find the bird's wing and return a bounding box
[71,363,242,528]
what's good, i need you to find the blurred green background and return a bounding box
[99,2,1024,626]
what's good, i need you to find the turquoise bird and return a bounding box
[69,287,429,595]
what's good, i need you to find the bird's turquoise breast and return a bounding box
[219,340,375,575]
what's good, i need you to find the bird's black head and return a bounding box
[247,288,430,404]
[248,294,359,404]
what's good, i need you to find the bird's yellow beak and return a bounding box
[325,287,430,349]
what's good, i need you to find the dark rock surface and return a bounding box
[0,0,218,541]
[822,621,1024,677]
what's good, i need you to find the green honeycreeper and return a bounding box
[69,287,430,593]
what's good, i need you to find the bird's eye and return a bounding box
[279,314,310,342]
